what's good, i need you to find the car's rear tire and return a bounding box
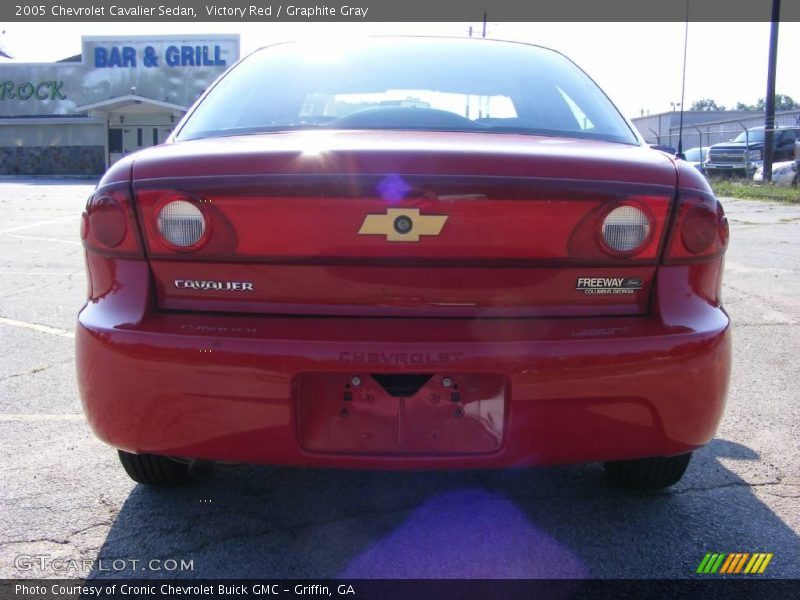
[604,453,692,490]
[118,450,191,486]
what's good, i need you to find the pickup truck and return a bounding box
[705,126,800,177]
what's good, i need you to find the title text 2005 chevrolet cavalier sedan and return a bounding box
[77,37,730,490]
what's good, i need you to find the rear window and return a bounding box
[176,38,638,145]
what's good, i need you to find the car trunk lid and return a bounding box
[132,131,677,318]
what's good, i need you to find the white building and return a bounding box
[0,34,240,176]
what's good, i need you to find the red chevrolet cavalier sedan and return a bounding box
[77,38,730,489]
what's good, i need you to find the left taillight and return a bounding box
[81,183,144,257]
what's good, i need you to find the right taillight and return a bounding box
[665,191,729,263]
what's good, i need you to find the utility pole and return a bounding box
[763,0,780,183]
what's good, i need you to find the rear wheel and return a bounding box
[118,450,191,486]
[604,453,692,490]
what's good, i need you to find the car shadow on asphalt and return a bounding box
[89,438,799,578]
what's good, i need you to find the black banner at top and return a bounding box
[3,0,800,22]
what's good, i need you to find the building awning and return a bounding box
[75,94,187,114]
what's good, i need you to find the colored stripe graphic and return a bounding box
[744,554,760,574]
[719,554,736,574]
[747,553,773,574]
[700,552,774,575]
[696,553,713,574]
[734,553,750,573]
[758,553,773,573]
[699,553,720,574]
[726,553,746,573]
[710,553,726,573]
[698,553,726,574]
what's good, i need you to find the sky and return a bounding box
[2,21,799,119]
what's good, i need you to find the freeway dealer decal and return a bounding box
[576,277,643,295]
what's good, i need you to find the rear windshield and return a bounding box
[176,38,638,145]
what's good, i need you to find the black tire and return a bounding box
[118,450,191,486]
[604,453,692,490]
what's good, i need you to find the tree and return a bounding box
[772,94,798,110]
[690,98,726,111]
[735,94,799,111]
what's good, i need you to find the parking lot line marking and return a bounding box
[0,316,75,339]
[0,216,78,235]
[0,414,83,421]
[1,233,82,246]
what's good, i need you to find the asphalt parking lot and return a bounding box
[0,178,798,579]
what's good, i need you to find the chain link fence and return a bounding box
[641,110,800,181]
[642,109,800,151]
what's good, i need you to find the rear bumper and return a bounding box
[77,260,731,469]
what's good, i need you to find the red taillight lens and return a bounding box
[682,204,717,254]
[82,183,143,257]
[90,195,127,248]
[666,191,728,263]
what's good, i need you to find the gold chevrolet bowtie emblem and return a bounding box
[358,208,448,242]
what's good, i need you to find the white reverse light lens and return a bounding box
[157,200,206,247]
[602,205,650,253]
